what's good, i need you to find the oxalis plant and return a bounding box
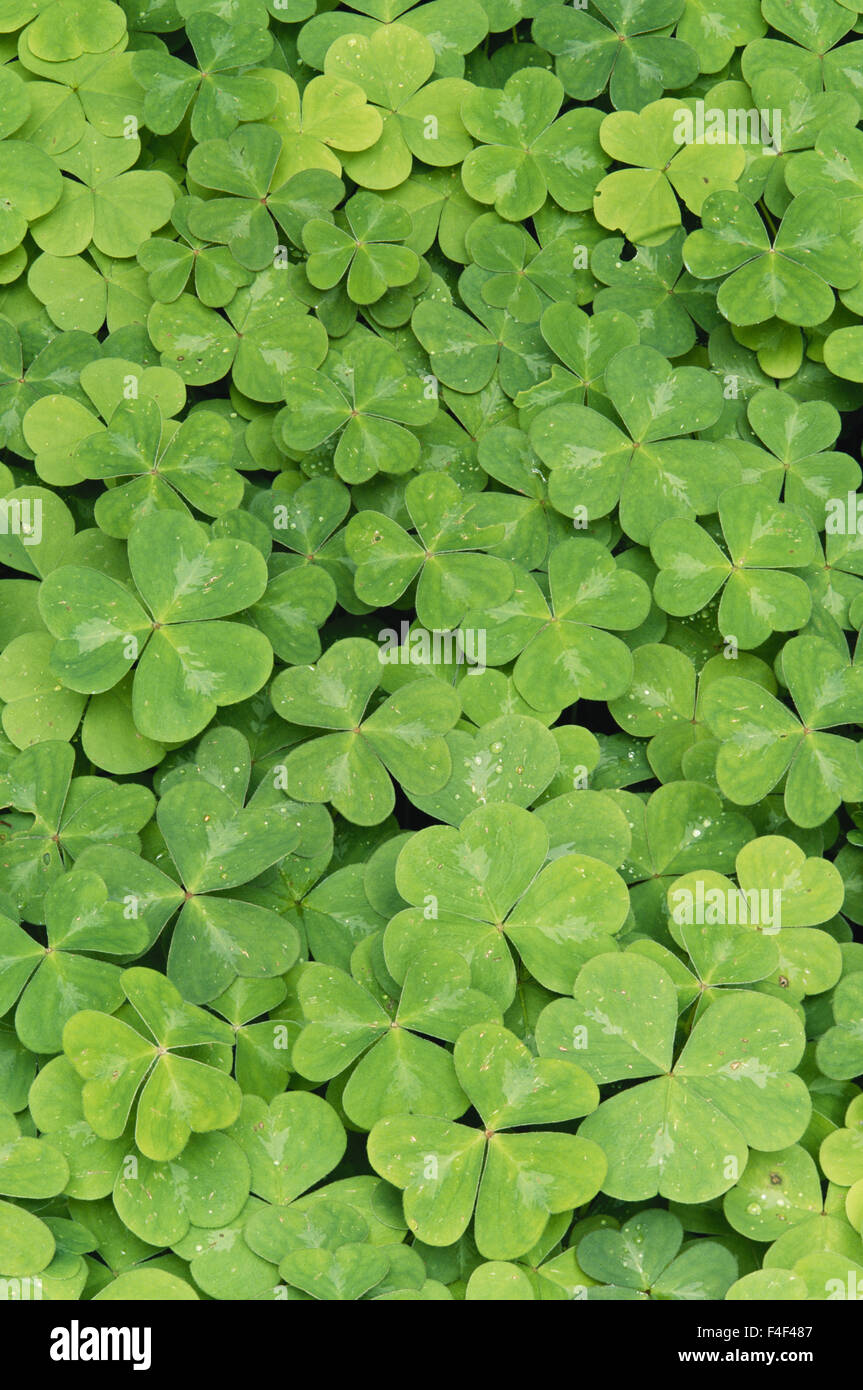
[0,0,862,1309]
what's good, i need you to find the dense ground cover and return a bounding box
[1,0,863,1303]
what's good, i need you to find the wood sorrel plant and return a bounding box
[0,0,861,1306]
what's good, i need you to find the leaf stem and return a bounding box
[759,200,777,238]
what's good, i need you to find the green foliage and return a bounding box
[0,0,862,1307]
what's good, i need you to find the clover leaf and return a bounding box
[816,974,863,1081]
[228,1090,346,1206]
[529,344,734,543]
[460,67,607,221]
[209,979,293,1102]
[31,124,177,261]
[0,739,154,920]
[684,190,861,327]
[63,965,242,1161]
[271,637,461,824]
[702,634,863,826]
[389,801,630,998]
[250,476,358,620]
[131,12,276,140]
[185,125,348,278]
[138,197,252,308]
[147,268,328,398]
[576,1208,737,1299]
[820,1094,863,1189]
[324,24,472,188]
[292,954,500,1127]
[467,537,651,709]
[666,836,845,1000]
[608,644,776,783]
[345,470,513,622]
[113,1131,251,1248]
[0,868,149,1054]
[0,1199,56,1280]
[514,301,640,417]
[411,289,553,397]
[0,631,88,751]
[745,388,861,527]
[29,1057,129,1201]
[2,0,863,1305]
[153,769,302,1003]
[406,712,561,824]
[677,0,765,74]
[743,0,860,89]
[465,217,581,326]
[610,779,753,937]
[0,315,100,457]
[540,954,810,1203]
[723,1144,831,1245]
[303,192,419,305]
[533,0,698,113]
[39,511,273,743]
[71,396,243,538]
[25,0,127,61]
[277,334,436,484]
[0,139,63,255]
[593,99,746,246]
[256,69,384,182]
[27,248,153,335]
[651,483,818,649]
[368,1022,604,1258]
